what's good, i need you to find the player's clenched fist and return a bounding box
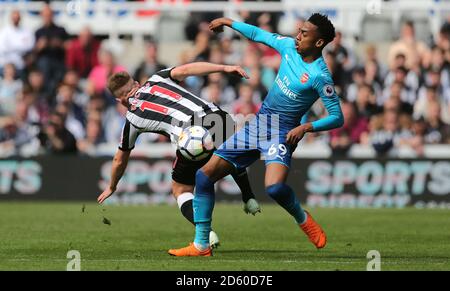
[209,17,233,33]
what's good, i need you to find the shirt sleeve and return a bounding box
[300,111,309,125]
[310,74,344,132]
[231,21,295,54]
[155,67,179,83]
[118,120,140,151]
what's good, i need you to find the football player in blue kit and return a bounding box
[169,13,344,256]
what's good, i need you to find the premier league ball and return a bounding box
[177,126,214,161]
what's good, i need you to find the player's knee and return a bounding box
[200,163,215,178]
[172,181,193,198]
[201,156,229,182]
[266,183,289,200]
[195,169,215,192]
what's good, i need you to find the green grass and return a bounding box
[0,202,449,271]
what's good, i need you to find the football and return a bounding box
[177,126,214,161]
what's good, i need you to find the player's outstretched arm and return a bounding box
[170,62,249,81]
[97,149,131,203]
[209,17,291,53]
[209,17,233,33]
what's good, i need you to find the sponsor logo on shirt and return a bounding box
[275,76,298,100]
[129,98,139,111]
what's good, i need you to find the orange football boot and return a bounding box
[300,211,327,249]
[168,243,212,257]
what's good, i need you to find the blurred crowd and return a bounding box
[0,4,449,157]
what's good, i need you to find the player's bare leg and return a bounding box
[172,181,220,248]
[265,163,327,249]
[201,155,235,181]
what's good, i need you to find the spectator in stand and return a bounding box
[87,49,126,105]
[424,100,449,144]
[364,44,387,82]
[55,83,86,141]
[86,95,105,117]
[200,72,236,113]
[384,53,419,92]
[102,101,127,144]
[0,10,34,76]
[62,70,89,109]
[329,101,368,155]
[184,0,224,41]
[219,35,242,66]
[383,83,413,115]
[346,67,366,103]
[0,100,40,155]
[388,20,430,72]
[233,83,260,115]
[398,116,426,156]
[324,51,346,96]
[38,110,77,154]
[65,26,101,78]
[426,46,450,97]
[370,110,400,156]
[418,69,450,104]
[325,31,354,86]
[436,17,450,59]
[179,31,211,64]
[133,40,167,84]
[414,85,441,120]
[0,63,22,116]
[382,67,417,107]
[26,69,50,105]
[0,115,16,149]
[364,60,383,99]
[21,86,49,126]
[77,112,105,155]
[354,83,382,118]
[423,45,446,73]
[33,4,68,96]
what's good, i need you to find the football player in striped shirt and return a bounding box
[97,62,261,248]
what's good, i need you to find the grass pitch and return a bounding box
[0,202,449,271]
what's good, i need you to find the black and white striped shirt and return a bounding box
[119,67,220,151]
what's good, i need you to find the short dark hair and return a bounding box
[308,13,336,46]
[360,83,375,94]
[396,66,408,74]
[404,20,415,29]
[107,71,131,97]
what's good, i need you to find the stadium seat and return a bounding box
[360,15,394,42]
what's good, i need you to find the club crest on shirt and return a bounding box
[129,98,139,111]
[300,73,309,84]
[323,84,334,97]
